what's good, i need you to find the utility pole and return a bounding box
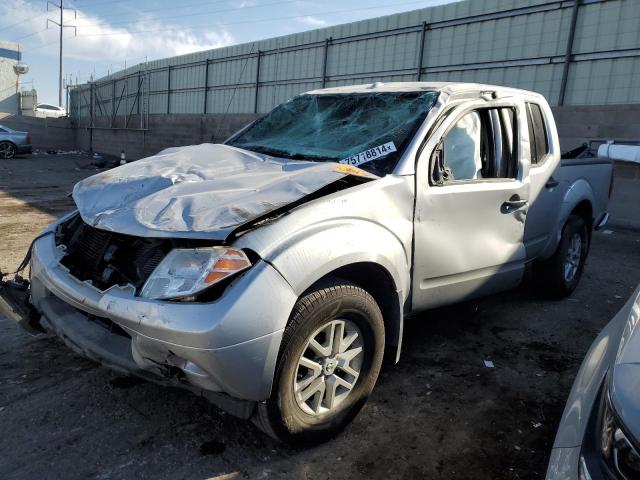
[47,1,76,107]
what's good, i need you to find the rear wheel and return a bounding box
[253,280,384,445]
[0,141,16,159]
[533,214,589,298]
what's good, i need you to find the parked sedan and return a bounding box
[33,103,66,118]
[547,284,640,479]
[0,124,32,159]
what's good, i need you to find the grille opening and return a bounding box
[56,214,221,295]
[87,312,131,339]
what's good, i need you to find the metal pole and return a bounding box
[254,51,261,113]
[111,79,116,127]
[89,83,94,152]
[558,0,580,106]
[65,75,70,111]
[203,59,210,114]
[167,66,171,114]
[321,38,331,88]
[124,76,128,128]
[136,71,141,115]
[417,22,428,80]
[58,0,63,106]
[146,73,150,130]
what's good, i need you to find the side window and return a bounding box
[526,102,549,165]
[431,108,518,185]
[443,111,482,181]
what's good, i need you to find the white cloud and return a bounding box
[1,0,235,66]
[297,16,328,28]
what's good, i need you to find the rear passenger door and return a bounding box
[522,101,563,259]
[412,99,530,311]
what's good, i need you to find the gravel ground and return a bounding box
[1,152,639,480]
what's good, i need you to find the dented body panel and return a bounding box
[72,143,367,240]
[26,82,612,416]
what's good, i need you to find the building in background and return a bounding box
[0,40,35,116]
[0,40,22,115]
[19,89,38,116]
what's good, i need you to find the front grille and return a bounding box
[57,215,169,293]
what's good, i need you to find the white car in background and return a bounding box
[33,103,67,118]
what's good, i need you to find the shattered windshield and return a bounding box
[227,91,439,175]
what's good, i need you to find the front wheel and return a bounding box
[0,141,16,159]
[533,214,589,298]
[253,280,385,445]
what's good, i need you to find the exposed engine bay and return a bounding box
[55,214,212,294]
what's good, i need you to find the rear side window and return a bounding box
[526,102,549,165]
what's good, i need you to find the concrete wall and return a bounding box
[0,113,75,150]
[552,104,640,150]
[609,161,640,231]
[74,113,260,159]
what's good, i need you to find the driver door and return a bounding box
[412,99,530,311]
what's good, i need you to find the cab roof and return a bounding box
[305,81,542,100]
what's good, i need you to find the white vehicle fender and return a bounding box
[244,218,411,360]
[266,220,409,298]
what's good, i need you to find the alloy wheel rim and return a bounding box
[564,233,582,282]
[0,143,14,158]
[293,319,364,416]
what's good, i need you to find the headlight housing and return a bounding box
[140,247,251,300]
[599,392,640,479]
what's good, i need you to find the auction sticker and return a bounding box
[339,142,397,167]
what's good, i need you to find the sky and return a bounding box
[1,0,454,105]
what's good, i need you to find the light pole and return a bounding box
[47,1,76,107]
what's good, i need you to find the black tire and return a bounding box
[253,279,385,445]
[0,141,16,159]
[533,214,589,299]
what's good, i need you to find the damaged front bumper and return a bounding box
[28,231,298,418]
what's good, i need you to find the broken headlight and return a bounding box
[600,392,640,479]
[140,247,251,300]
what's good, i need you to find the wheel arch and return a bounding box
[543,179,596,258]
[570,199,594,229]
[560,179,595,228]
[302,261,405,363]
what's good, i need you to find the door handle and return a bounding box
[501,194,527,214]
[545,176,559,189]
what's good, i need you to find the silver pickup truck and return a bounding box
[20,82,613,444]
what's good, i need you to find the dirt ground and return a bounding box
[1,152,639,480]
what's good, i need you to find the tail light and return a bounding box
[26,134,32,144]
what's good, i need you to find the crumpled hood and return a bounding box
[73,143,368,239]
